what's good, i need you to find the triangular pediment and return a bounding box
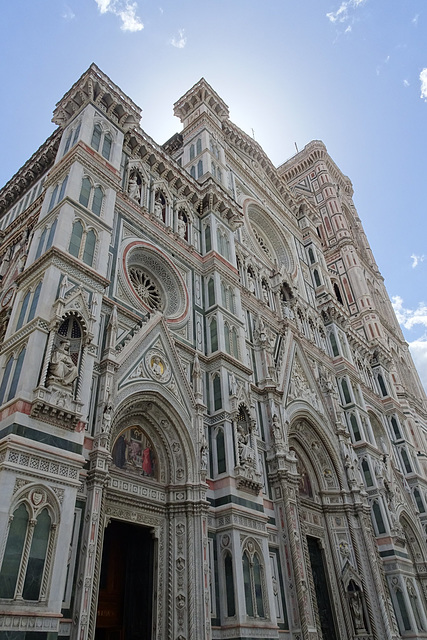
[114,314,195,415]
[284,344,326,417]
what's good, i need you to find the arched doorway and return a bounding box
[96,520,156,640]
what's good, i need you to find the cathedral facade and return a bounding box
[0,63,427,640]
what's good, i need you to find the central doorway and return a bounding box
[95,520,155,640]
[307,536,338,640]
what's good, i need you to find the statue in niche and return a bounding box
[262,281,269,305]
[177,212,187,239]
[48,339,78,387]
[237,422,255,467]
[128,174,141,201]
[154,195,164,220]
[349,590,366,633]
[101,403,113,433]
[247,270,256,293]
[200,437,208,470]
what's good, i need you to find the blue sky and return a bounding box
[1,0,427,388]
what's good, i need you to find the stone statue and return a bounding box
[237,424,255,467]
[201,438,208,470]
[102,403,112,433]
[59,274,69,300]
[154,198,163,219]
[48,339,78,387]
[247,271,255,293]
[349,591,366,632]
[177,212,187,238]
[128,175,141,201]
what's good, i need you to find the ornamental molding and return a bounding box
[17,247,109,292]
[0,316,49,356]
[0,438,83,488]
[0,130,61,215]
[0,615,61,633]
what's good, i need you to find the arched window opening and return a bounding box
[7,348,26,403]
[395,588,412,632]
[210,317,218,352]
[213,374,222,411]
[28,282,42,323]
[243,551,254,617]
[102,133,112,160]
[197,159,203,178]
[91,124,102,151]
[414,488,425,513]
[334,282,344,304]
[196,138,202,155]
[92,186,104,215]
[0,356,14,406]
[377,373,388,397]
[231,327,238,359]
[190,165,196,179]
[242,548,265,618]
[0,503,29,598]
[329,332,339,357]
[361,459,373,486]
[407,580,425,631]
[83,230,96,266]
[216,429,226,474]
[341,378,352,404]
[224,553,235,617]
[208,278,215,307]
[349,414,362,442]
[35,228,48,260]
[79,177,92,208]
[189,144,195,160]
[69,220,83,258]
[47,184,59,212]
[22,508,51,600]
[389,416,401,440]
[224,323,231,355]
[204,224,211,253]
[372,501,386,535]
[16,291,31,331]
[401,448,413,474]
[313,269,321,288]
[308,247,315,264]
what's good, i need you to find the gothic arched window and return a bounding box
[242,546,265,618]
[224,553,236,617]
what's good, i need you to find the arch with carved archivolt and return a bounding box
[287,414,367,640]
[88,390,207,640]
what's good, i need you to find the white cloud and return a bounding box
[392,296,427,330]
[62,5,75,20]
[170,28,186,48]
[420,68,427,101]
[94,0,143,32]
[412,14,419,26]
[326,0,367,24]
[408,337,427,393]
[411,253,425,268]
[403,79,410,87]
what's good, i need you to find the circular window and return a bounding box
[129,267,162,310]
[123,242,189,322]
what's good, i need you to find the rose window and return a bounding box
[129,267,162,310]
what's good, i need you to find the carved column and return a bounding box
[70,436,111,640]
[270,448,319,640]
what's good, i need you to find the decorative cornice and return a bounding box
[52,63,141,131]
[173,78,229,123]
[0,130,60,215]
